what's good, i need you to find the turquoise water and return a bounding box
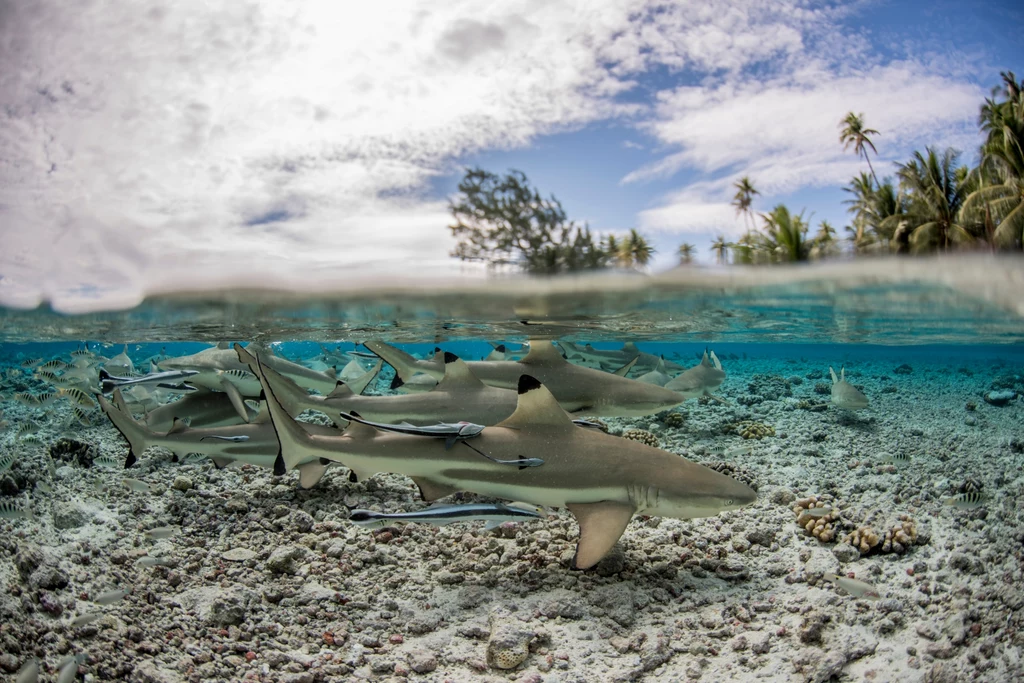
[2,261,1024,681]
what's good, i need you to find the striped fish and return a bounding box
[61,387,96,407]
[0,452,15,474]
[19,358,42,368]
[943,491,988,509]
[14,393,39,407]
[0,499,34,521]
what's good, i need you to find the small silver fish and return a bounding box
[801,506,833,518]
[122,478,152,493]
[35,481,53,494]
[69,612,103,627]
[93,455,122,470]
[943,491,987,509]
[823,572,881,600]
[56,654,85,683]
[882,453,911,463]
[94,588,131,606]
[144,525,180,541]
[136,556,173,567]
[15,658,39,683]
[348,502,546,531]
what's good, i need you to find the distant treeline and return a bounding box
[448,71,1023,272]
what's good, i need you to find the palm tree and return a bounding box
[810,220,838,259]
[839,112,881,187]
[617,229,656,269]
[963,71,1024,248]
[885,147,972,252]
[710,235,730,265]
[731,177,760,234]
[842,172,907,251]
[759,204,810,262]
[676,243,696,265]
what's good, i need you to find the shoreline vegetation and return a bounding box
[449,71,1023,273]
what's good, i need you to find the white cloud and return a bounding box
[0,1,996,308]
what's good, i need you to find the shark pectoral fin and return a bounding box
[612,355,639,377]
[219,376,250,423]
[297,461,329,489]
[566,501,635,570]
[211,456,233,469]
[412,477,459,502]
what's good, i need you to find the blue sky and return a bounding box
[0,0,1021,309]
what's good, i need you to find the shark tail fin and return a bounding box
[612,355,639,377]
[347,359,382,396]
[256,357,318,474]
[97,389,155,468]
[363,341,433,381]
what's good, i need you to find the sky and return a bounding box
[0,0,1021,310]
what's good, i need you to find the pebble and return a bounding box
[222,548,257,562]
[487,622,531,670]
[171,476,193,492]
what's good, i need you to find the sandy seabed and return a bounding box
[1,351,1023,683]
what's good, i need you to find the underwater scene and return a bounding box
[1,269,1024,683]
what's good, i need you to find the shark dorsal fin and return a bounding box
[622,342,639,353]
[168,418,189,435]
[710,350,722,371]
[829,366,838,384]
[521,340,564,366]
[700,349,711,366]
[612,356,639,377]
[841,366,846,381]
[217,342,230,350]
[496,375,574,431]
[656,356,666,373]
[436,352,485,390]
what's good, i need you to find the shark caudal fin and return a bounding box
[346,359,382,396]
[363,341,438,381]
[97,390,157,468]
[254,355,322,475]
[612,356,639,377]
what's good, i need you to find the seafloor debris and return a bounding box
[48,438,97,468]
[842,516,919,555]
[622,429,659,448]
[661,411,686,428]
[793,495,839,542]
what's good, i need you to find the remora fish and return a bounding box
[259,361,756,570]
[98,368,198,394]
[664,349,727,401]
[363,340,684,418]
[348,502,546,530]
[239,346,519,426]
[97,391,342,488]
[829,366,869,410]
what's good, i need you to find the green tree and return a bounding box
[617,228,656,269]
[810,220,839,259]
[710,235,730,265]
[839,112,881,187]
[675,242,696,265]
[759,204,810,262]
[448,168,609,274]
[731,177,760,234]
[884,148,973,252]
[963,71,1024,248]
[842,172,906,251]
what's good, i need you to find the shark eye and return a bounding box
[726,498,735,506]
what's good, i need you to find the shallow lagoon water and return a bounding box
[1,257,1023,682]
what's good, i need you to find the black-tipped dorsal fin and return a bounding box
[435,352,485,390]
[521,340,564,365]
[326,382,354,399]
[496,375,574,431]
[167,418,189,435]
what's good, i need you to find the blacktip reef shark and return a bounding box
[363,340,683,418]
[258,358,756,569]
[132,387,260,433]
[829,366,869,410]
[97,390,340,488]
[238,344,520,427]
[664,349,727,402]
[556,341,684,373]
